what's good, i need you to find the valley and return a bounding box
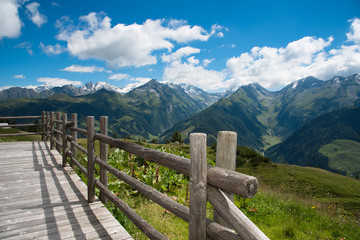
[1,74,360,174]
[320,139,360,177]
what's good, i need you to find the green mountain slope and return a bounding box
[161,83,269,148]
[0,80,207,139]
[161,74,360,151]
[319,139,360,177]
[265,107,360,171]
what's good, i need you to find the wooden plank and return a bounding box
[70,113,78,167]
[95,180,168,240]
[100,116,108,204]
[0,116,41,120]
[50,112,54,149]
[0,132,40,137]
[214,131,237,227]
[208,185,269,240]
[87,116,95,203]
[0,123,42,128]
[0,205,112,236]
[56,112,61,152]
[95,133,258,198]
[0,141,132,240]
[189,133,207,240]
[62,113,67,167]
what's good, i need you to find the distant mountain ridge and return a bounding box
[0,79,220,139]
[0,81,129,101]
[1,74,360,153]
[161,74,360,150]
[0,80,221,109]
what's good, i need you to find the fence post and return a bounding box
[100,116,108,204]
[87,116,95,203]
[56,112,61,152]
[62,113,67,167]
[189,133,207,240]
[213,131,237,228]
[70,113,78,168]
[50,112,54,149]
[42,111,45,141]
[45,112,49,141]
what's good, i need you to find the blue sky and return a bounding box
[0,0,359,92]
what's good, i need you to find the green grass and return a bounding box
[319,139,360,176]
[0,128,42,142]
[69,141,360,239]
[235,190,359,239]
[238,163,360,217]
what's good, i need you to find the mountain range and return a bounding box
[1,74,359,171]
[161,74,360,149]
[1,81,137,101]
[0,79,220,139]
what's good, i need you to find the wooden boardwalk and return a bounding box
[0,141,133,240]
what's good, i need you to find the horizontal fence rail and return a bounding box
[0,114,44,138]
[1,111,269,240]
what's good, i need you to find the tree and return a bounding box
[171,131,183,143]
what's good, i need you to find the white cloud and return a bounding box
[161,47,200,63]
[226,36,337,88]
[211,24,227,38]
[187,56,199,65]
[26,2,47,27]
[346,18,360,44]
[108,73,129,81]
[163,60,227,91]
[14,74,25,79]
[52,2,61,8]
[37,77,82,87]
[56,13,221,68]
[62,64,105,73]
[15,41,33,55]
[203,58,214,67]
[225,18,360,90]
[39,42,64,55]
[0,0,21,40]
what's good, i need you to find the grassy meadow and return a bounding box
[319,139,360,177]
[1,131,359,239]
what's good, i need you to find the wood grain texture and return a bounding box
[99,116,108,204]
[94,133,258,198]
[0,141,132,240]
[189,133,207,240]
[87,116,96,203]
[208,186,269,240]
[214,131,237,227]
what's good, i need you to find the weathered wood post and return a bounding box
[45,111,49,141]
[50,112,54,149]
[70,113,78,168]
[189,133,207,240]
[41,111,45,141]
[100,116,108,204]
[87,116,95,203]
[56,112,61,152]
[214,131,237,227]
[62,113,67,167]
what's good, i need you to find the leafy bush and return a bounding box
[236,146,270,167]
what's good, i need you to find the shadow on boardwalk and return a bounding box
[0,141,133,240]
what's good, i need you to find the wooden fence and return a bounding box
[0,111,269,240]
